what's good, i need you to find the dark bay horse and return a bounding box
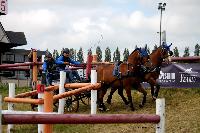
[143,43,173,100]
[106,43,173,107]
[97,48,148,111]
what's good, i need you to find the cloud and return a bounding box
[2,9,60,37]
[1,0,199,57]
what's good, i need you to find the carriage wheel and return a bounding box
[80,91,91,105]
[64,95,79,112]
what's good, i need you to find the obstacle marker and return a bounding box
[8,83,15,133]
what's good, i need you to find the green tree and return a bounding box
[113,47,120,62]
[123,48,129,62]
[87,48,92,56]
[145,44,150,54]
[53,49,59,59]
[105,47,111,62]
[183,47,190,57]
[173,47,179,57]
[69,48,76,60]
[45,49,49,54]
[152,44,158,52]
[135,45,138,49]
[60,48,65,56]
[194,44,200,56]
[113,51,116,62]
[44,49,50,60]
[77,47,84,63]
[96,46,102,62]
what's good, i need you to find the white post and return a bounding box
[58,71,66,114]
[8,83,15,133]
[0,95,2,133]
[42,55,45,62]
[91,69,97,114]
[38,91,44,133]
[156,98,165,133]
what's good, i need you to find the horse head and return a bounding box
[150,42,173,66]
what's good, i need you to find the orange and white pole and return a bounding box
[37,84,45,133]
[32,50,38,90]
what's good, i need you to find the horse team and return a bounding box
[96,43,173,111]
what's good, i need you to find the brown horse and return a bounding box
[143,43,173,100]
[106,43,173,107]
[97,48,148,111]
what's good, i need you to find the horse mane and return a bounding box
[129,48,140,55]
[151,46,162,55]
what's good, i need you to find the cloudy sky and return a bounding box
[0,0,199,56]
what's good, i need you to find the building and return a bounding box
[0,22,45,87]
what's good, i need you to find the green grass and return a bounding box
[1,84,200,133]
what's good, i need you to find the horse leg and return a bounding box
[153,83,160,100]
[106,87,117,104]
[150,84,155,98]
[118,87,129,105]
[98,87,108,111]
[148,78,157,100]
[125,88,135,111]
[137,84,147,108]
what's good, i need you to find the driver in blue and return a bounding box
[56,48,81,82]
[42,52,56,86]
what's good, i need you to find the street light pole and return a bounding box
[158,3,166,46]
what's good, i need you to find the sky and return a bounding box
[0,0,200,57]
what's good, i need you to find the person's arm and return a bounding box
[69,58,80,65]
[42,62,47,72]
[55,56,65,64]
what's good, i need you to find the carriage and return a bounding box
[40,67,92,113]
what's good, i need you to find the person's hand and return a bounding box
[64,62,69,65]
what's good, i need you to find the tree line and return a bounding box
[47,44,200,63]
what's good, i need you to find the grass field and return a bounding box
[1,83,200,133]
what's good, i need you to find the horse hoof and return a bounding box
[106,108,110,111]
[98,107,107,111]
[98,107,104,111]
[139,104,144,108]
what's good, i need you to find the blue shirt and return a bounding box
[55,55,80,70]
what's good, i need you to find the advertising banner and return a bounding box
[143,63,200,88]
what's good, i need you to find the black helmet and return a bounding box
[62,48,70,54]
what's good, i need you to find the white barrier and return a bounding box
[58,71,66,114]
[156,98,165,133]
[8,83,15,133]
[91,69,97,114]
